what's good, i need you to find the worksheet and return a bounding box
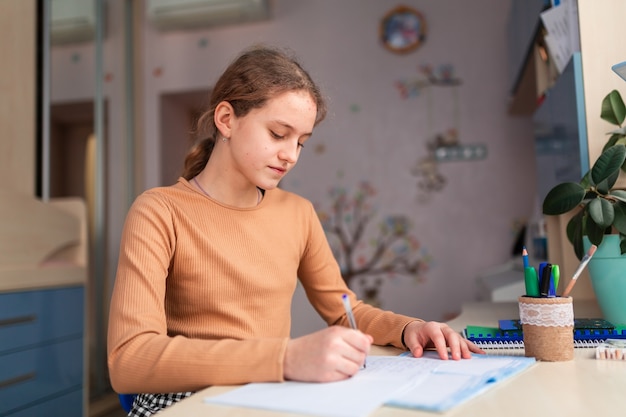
[204,352,536,417]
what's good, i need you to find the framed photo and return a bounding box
[380,6,427,54]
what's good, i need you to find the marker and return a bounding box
[342,294,366,368]
[522,246,529,269]
[540,263,553,297]
[562,245,597,297]
[550,264,560,296]
[524,266,540,297]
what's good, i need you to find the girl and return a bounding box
[107,44,481,417]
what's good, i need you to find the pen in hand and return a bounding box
[342,293,366,368]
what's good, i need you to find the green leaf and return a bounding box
[566,210,583,243]
[588,198,614,227]
[608,169,621,189]
[542,182,585,215]
[585,215,606,248]
[606,136,626,171]
[596,169,620,194]
[602,134,620,152]
[601,90,626,126]
[590,145,626,185]
[580,171,591,188]
[566,211,584,260]
[614,202,626,234]
[610,190,626,203]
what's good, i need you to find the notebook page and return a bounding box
[204,353,535,417]
[204,355,438,417]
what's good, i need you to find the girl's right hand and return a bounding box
[283,326,372,382]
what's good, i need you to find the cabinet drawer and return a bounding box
[0,287,83,353]
[4,388,82,417]
[0,337,82,415]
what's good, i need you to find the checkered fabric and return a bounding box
[127,391,193,416]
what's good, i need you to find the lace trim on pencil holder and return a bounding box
[519,302,574,327]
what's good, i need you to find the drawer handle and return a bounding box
[0,372,36,389]
[0,315,36,327]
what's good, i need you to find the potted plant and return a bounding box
[542,89,626,325]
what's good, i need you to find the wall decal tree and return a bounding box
[316,181,432,306]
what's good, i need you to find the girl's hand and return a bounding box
[402,321,484,360]
[284,326,373,382]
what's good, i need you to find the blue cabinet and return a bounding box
[0,286,84,417]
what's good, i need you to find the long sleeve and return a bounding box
[107,185,292,393]
[108,179,424,394]
[295,201,422,348]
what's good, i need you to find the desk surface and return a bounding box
[158,300,626,417]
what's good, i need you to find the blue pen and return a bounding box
[342,294,358,329]
[342,294,366,368]
[538,262,547,284]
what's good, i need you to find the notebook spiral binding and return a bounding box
[474,339,604,350]
[473,340,524,349]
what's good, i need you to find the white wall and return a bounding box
[51,0,536,334]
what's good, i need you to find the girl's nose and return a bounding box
[278,143,299,163]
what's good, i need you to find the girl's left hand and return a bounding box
[402,321,484,360]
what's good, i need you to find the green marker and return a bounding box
[524,266,540,297]
[552,264,560,296]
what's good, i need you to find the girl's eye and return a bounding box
[270,131,284,139]
[297,142,304,149]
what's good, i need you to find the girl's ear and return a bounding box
[214,101,235,138]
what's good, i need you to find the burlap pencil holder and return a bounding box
[518,296,574,361]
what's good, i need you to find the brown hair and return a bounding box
[182,45,327,180]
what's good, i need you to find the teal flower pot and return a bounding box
[584,235,626,325]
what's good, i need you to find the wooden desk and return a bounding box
[158,300,626,416]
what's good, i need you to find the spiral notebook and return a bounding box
[464,318,626,355]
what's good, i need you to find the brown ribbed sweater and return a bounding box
[107,178,419,393]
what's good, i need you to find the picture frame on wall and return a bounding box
[380,5,427,54]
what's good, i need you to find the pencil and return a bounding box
[522,246,529,269]
[562,245,597,297]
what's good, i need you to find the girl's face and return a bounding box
[229,90,317,190]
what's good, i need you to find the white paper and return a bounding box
[541,5,571,74]
[540,1,580,74]
[204,353,536,417]
[204,356,434,417]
